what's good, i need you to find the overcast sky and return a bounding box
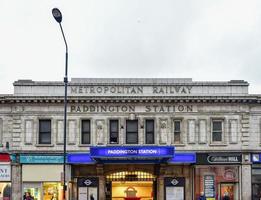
[1,0,261,94]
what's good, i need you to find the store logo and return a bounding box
[223,169,236,181]
[171,179,179,186]
[84,179,92,186]
[207,155,240,164]
[252,154,260,162]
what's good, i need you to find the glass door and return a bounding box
[219,183,238,200]
[252,183,261,200]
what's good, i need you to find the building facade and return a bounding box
[0,78,261,200]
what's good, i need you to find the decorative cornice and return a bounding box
[0,95,261,104]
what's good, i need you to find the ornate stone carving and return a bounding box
[159,119,168,144]
[96,120,105,145]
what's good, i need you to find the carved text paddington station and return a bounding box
[70,104,194,113]
[70,85,193,95]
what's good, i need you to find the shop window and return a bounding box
[126,120,138,144]
[39,120,51,144]
[145,119,154,144]
[110,120,119,144]
[174,120,181,143]
[0,183,11,200]
[252,168,261,199]
[195,166,239,200]
[43,182,63,200]
[212,120,223,142]
[81,120,91,144]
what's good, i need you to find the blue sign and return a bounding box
[90,146,174,158]
[20,155,64,164]
[252,154,261,163]
[168,153,196,163]
[67,154,95,164]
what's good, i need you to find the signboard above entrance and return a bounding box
[196,153,242,165]
[90,146,174,158]
[20,154,63,164]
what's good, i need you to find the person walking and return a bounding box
[222,192,230,200]
[198,191,206,200]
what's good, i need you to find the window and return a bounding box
[126,120,138,144]
[212,120,223,142]
[174,120,181,143]
[110,120,119,144]
[145,120,154,144]
[39,119,51,144]
[81,120,91,144]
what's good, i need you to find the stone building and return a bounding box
[0,78,260,200]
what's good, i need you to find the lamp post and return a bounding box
[52,8,68,200]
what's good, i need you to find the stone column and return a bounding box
[157,176,164,200]
[97,164,105,200]
[11,164,22,200]
[157,164,166,200]
[241,164,251,200]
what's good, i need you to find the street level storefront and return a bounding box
[0,153,11,200]
[195,153,242,200]
[20,154,64,200]
[68,146,196,200]
[251,153,261,200]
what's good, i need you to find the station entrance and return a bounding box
[105,171,157,200]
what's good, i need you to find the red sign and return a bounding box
[0,154,10,162]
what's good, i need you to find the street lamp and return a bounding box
[52,8,68,200]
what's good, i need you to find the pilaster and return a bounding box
[241,163,251,200]
[97,164,105,200]
[11,164,22,200]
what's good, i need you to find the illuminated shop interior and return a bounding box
[107,171,155,200]
[24,182,63,200]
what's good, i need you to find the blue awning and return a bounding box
[168,153,196,164]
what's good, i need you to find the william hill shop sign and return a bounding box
[196,153,242,165]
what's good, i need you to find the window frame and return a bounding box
[81,119,91,145]
[38,119,52,145]
[145,119,155,144]
[109,119,119,144]
[173,119,182,144]
[211,119,224,143]
[126,120,138,144]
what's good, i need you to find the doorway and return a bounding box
[106,171,156,200]
[219,183,238,200]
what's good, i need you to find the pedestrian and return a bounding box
[23,192,34,200]
[222,192,230,200]
[198,191,206,200]
[90,194,95,200]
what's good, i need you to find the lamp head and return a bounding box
[52,8,62,23]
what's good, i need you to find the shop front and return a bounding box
[68,146,196,200]
[20,154,64,200]
[251,153,261,200]
[0,153,11,200]
[195,153,242,200]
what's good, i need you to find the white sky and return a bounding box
[1,0,261,94]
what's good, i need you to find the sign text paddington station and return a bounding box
[70,104,194,113]
[70,85,193,95]
[90,146,174,158]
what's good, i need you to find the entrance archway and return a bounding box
[106,171,156,200]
